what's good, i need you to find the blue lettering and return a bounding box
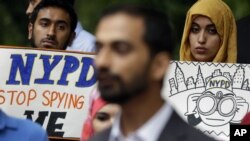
[57,56,79,85]
[6,54,37,85]
[76,57,96,87]
[34,55,63,84]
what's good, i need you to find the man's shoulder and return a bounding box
[88,127,111,141]
[1,112,48,141]
[8,116,48,140]
[13,117,44,131]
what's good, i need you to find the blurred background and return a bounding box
[1,0,250,59]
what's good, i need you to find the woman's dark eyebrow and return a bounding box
[206,24,216,28]
[191,22,199,26]
[191,22,215,28]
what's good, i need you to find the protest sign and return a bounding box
[163,61,250,141]
[0,46,96,140]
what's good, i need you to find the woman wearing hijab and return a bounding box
[179,0,237,63]
[81,89,120,141]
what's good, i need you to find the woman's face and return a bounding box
[189,15,221,62]
[92,104,120,133]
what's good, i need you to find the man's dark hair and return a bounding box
[68,0,76,5]
[39,0,75,6]
[98,4,174,57]
[30,0,77,33]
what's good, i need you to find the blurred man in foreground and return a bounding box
[90,4,215,141]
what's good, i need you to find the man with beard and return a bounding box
[26,0,95,52]
[90,4,215,141]
[28,0,77,50]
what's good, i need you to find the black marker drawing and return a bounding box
[163,61,250,141]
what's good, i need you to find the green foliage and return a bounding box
[1,0,250,58]
[0,0,29,46]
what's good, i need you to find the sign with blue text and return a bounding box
[0,46,96,140]
[163,61,250,141]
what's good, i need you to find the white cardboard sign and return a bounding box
[0,47,96,140]
[163,61,250,141]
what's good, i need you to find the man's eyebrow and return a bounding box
[39,18,50,22]
[95,41,102,46]
[39,18,69,25]
[56,20,69,26]
[111,40,132,47]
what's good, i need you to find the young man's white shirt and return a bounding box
[109,102,173,141]
[66,22,95,52]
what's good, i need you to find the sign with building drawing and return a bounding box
[0,46,96,140]
[162,61,250,141]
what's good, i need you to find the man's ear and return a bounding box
[28,23,33,40]
[67,31,76,47]
[150,52,170,81]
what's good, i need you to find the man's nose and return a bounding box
[47,25,56,38]
[95,48,111,69]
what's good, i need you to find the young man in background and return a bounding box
[26,0,95,52]
[28,0,77,50]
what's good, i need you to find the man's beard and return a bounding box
[97,66,149,104]
[29,31,69,50]
[30,35,37,48]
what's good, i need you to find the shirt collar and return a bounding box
[110,102,173,141]
[110,112,121,141]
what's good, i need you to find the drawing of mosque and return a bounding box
[169,64,249,95]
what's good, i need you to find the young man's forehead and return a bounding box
[97,13,144,35]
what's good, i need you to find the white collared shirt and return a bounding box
[109,102,173,141]
[66,22,96,52]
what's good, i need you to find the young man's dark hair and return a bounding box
[98,4,174,57]
[30,0,77,33]
[68,0,76,5]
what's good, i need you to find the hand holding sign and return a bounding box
[231,96,249,123]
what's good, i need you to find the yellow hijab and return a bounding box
[179,0,237,63]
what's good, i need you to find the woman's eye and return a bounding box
[190,26,199,33]
[95,113,110,122]
[207,28,218,34]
